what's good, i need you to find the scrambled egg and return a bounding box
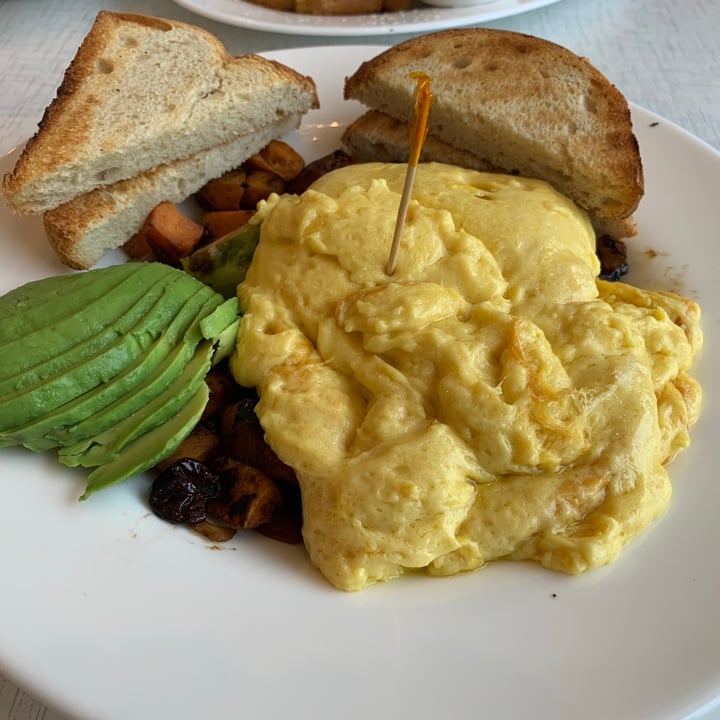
[230,162,703,592]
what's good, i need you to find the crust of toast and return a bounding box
[3,11,318,215]
[344,29,643,223]
[342,110,637,239]
[43,114,303,269]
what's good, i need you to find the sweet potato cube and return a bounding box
[202,210,254,240]
[246,141,306,181]
[122,231,155,261]
[131,201,204,264]
[240,170,285,209]
[195,169,247,211]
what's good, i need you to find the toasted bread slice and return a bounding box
[43,114,302,270]
[344,29,643,226]
[2,11,318,215]
[342,110,504,170]
[342,110,637,239]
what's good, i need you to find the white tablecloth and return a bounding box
[0,0,718,718]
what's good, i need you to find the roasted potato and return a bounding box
[124,201,204,263]
[220,400,297,484]
[240,170,286,209]
[207,456,284,529]
[246,140,305,181]
[154,423,222,473]
[195,169,247,211]
[202,209,254,240]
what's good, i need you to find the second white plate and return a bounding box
[172,0,563,36]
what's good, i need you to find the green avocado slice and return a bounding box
[48,341,196,450]
[0,269,184,397]
[44,296,228,447]
[6,288,215,449]
[0,263,176,375]
[49,294,232,453]
[79,382,211,500]
[0,262,141,331]
[0,278,214,431]
[0,262,241,498]
[212,316,241,363]
[181,222,260,299]
[60,337,216,468]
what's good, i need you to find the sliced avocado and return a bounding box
[79,382,210,500]
[0,263,141,331]
[0,286,205,435]
[49,293,232,452]
[47,342,196,450]
[9,296,204,449]
[37,295,225,448]
[200,297,242,340]
[60,337,216,468]
[0,263,174,373]
[0,278,213,431]
[0,270,183,396]
[212,317,241,364]
[0,261,240,499]
[0,265,210,386]
[181,223,260,299]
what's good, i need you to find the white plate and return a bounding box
[1,45,720,720]
[172,0,563,36]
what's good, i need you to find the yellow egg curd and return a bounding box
[230,162,703,591]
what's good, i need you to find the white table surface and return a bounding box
[0,0,718,719]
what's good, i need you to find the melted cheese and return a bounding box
[231,162,703,591]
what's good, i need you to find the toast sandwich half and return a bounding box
[2,11,318,268]
[342,29,643,239]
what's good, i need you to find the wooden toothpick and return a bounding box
[386,72,432,275]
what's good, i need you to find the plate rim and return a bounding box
[171,0,564,36]
[1,43,720,720]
